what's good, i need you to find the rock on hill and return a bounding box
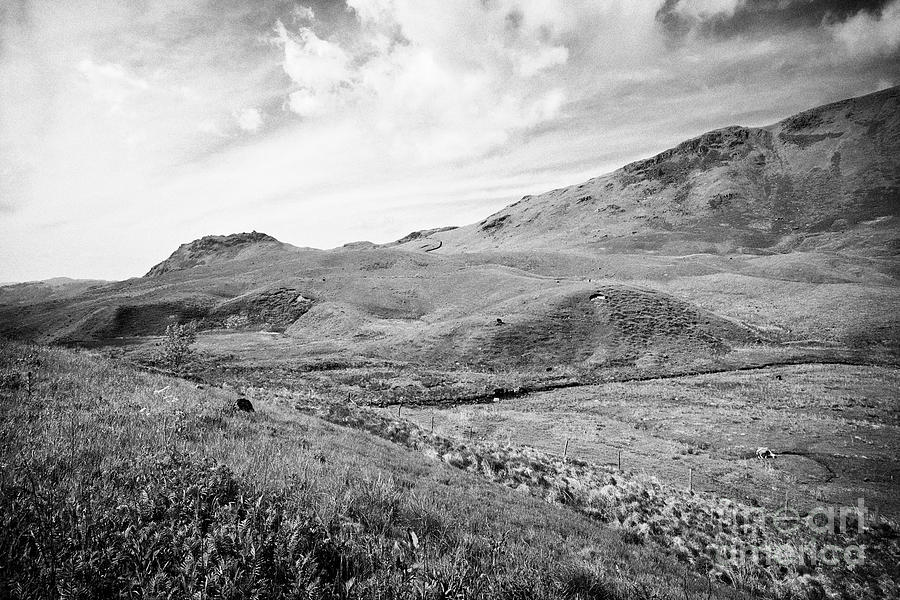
[146,232,286,277]
[399,86,900,256]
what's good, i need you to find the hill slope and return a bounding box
[398,86,899,256]
[4,340,762,599]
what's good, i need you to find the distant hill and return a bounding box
[396,86,900,256]
[146,231,289,277]
[0,278,108,305]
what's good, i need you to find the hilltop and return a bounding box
[146,231,289,277]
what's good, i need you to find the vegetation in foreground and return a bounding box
[0,340,749,599]
[297,399,900,599]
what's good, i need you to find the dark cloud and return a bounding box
[657,0,893,40]
[656,0,694,39]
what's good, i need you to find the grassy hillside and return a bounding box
[2,242,895,407]
[420,86,899,256]
[4,341,898,598]
[1,340,759,599]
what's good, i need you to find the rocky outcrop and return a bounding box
[146,232,283,277]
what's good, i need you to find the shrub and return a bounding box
[160,321,197,370]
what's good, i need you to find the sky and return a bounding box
[1,0,898,282]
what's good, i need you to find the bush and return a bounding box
[160,322,197,370]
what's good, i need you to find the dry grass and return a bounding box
[395,364,900,518]
[0,340,750,599]
[307,398,899,600]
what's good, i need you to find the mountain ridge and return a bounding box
[393,85,899,257]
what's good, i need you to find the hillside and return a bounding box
[2,340,759,599]
[396,86,899,256]
[3,341,898,599]
[0,278,108,305]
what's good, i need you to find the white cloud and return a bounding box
[275,20,352,117]
[292,5,315,23]
[830,0,900,58]
[277,23,350,90]
[514,45,570,78]
[77,59,150,109]
[236,107,264,132]
[273,0,574,163]
[346,0,393,25]
[673,0,744,18]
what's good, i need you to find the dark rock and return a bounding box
[235,397,254,412]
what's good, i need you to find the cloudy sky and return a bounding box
[1,0,898,281]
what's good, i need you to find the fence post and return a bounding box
[397,404,401,418]
[430,413,434,433]
[617,449,622,471]
[564,439,570,460]
[689,468,693,492]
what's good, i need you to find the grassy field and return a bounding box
[1,340,760,599]
[394,364,900,520]
[282,370,900,599]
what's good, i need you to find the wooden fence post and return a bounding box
[617,449,622,471]
[564,439,570,460]
[689,468,693,492]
